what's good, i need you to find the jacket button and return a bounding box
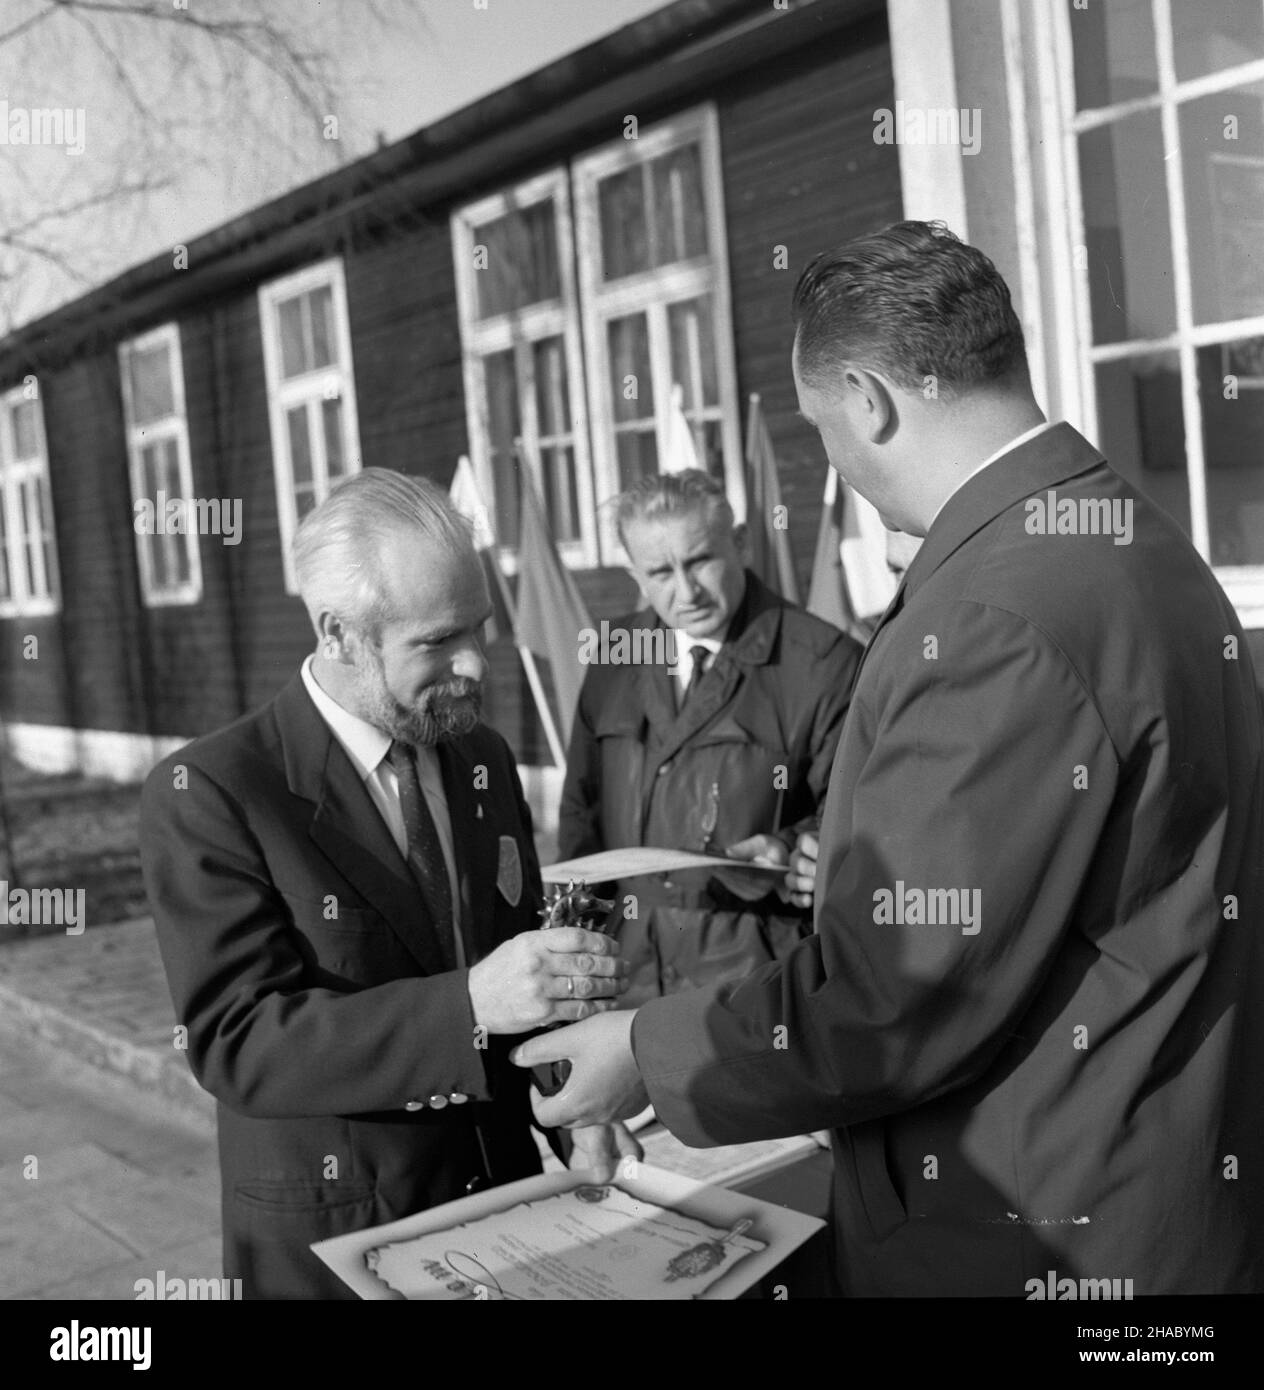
[657,765,670,776]
[404,1100,425,1112]
[429,1094,449,1110]
[449,1092,469,1104]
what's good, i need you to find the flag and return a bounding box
[806,467,856,634]
[449,454,514,644]
[743,394,799,603]
[840,475,898,619]
[512,446,593,748]
[806,468,896,642]
[662,382,701,473]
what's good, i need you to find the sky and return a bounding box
[4,0,671,328]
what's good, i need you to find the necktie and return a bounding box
[679,645,711,710]
[386,740,458,972]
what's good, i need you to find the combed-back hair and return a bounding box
[613,469,735,550]
[792,220,1028,395]
[292,467,474,639]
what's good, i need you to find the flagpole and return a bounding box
[516,645,566,769]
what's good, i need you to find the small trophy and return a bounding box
[534,880,616,1097]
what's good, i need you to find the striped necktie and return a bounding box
[387,740,458,972]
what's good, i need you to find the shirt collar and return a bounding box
[300,654,392,781]
[929,419,1058,527]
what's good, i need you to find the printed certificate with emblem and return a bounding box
[310,1164,823,1300]
[541,847,789,884]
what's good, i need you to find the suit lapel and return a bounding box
[274,674,446,977]
[437,736,501,966]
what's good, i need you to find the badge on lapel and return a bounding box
[497,835,523,906]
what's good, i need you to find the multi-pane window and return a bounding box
[575,106,743,554]
[1067,0,1264,621]
[259,259,361,592]
[0,386,59,616]
[119,324,201,605]
[452,170,594,564]
[452,105,743,567]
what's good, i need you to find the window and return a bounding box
[0,386,59,616]
[259,259,361,592]
[119,324,201,605]
[574,106,743,557]
[451,105,743,567]
[1065,0,1264,623]
[451,170,595,566]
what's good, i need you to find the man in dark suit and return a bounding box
[141,469,630,1299]
[514,222,1264,1295]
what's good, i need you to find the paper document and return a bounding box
[542,847,788,883]
[311,1164,823,1300]
[636,1127,826,1187]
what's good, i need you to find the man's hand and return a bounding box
[511,1011,648,1128]
[567,1122,644,1183]
[725,833,790,868]
[467,928,628,1034]
[785,831,819,909]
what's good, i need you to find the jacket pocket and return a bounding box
[233,1179,376,1214]
[848,1119,908,1242]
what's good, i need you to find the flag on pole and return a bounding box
[662,382,701,473]
[743,394,800,604]
[512,442,593,752]
[806,467,856,634]
[806,468,896,642]
[840,475,898,620]
[449,454,514,644]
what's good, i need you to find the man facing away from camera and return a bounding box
[141,469,636,1299]
[559,469,862,1008]
[517,221,1264,1296]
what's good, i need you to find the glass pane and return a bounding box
[1078,112,1176,344]
[533,337,570,440]
[10,400,40,459]
[1172,0,1264,83]
[277,296,307,379]
[650,144,707,267]
[1069,0,1157,110]
[322,396,345,477]
[484,349,522,546]
[608,314,653,423]
[308,285,336,370]
[295,485,318,522]
[474,199,560,317]
[21,480,41,595]
[542,445,580,542]
[127,342,175,425]
[161,437,182,495]
[171,523,191,585]
[1094,354,1190,534]
[599,166,649,281]
[699,419,724,479]
[0,494,9,599]
[668,297,718,411]
[149,529,170,591]
[1200,336,1264,566]
[139,442,160,501]
[616,429,658,491]
[1182,80,1264,325]
[287,405,313,486]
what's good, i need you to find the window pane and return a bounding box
[161,437,182,495]
[608,314,654,422]
[1094,354,1191,534]
[542,445,580,542]
[10,400,40,459]
[1200,336,1264,566]
[650,144,707,267]
[287,405,313,486]
[484,350,522,546]
[278,296,308,379]
[295,486,318,522]
[599,166,649,281]
[21,480,41,595]
[0,495,9,600]
[533,337,570,440]
[474,199,560,317]
[1172,0,1264,83]
[322,396,345,478]
[127,342,175,425]
[1182,80,1264,326]
[1069,0,1157,110]
[309,285,336,370]
[1078,112,1176,343]
[139,442,160,501]
[616,430,658,491]
[668,297,718,411]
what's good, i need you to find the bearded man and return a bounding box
[140,467,630,1299]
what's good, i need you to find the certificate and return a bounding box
[311,1164,823,1300]
[541,847,787,884]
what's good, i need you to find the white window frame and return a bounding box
[451,168,596,572]
[0,385,60,617]
[1046,0,1264,626]
[258,258,362,594]
[573,103,745,562]
[119,323,202,606]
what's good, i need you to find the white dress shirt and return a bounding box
[667,630,725,700]
[300,655,464,960]
[928,419,1059,528]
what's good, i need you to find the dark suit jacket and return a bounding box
[632,423,1264,1295]
[140,673,547,1299]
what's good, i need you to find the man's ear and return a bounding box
[845,365,895,443]
[731,522,751,563]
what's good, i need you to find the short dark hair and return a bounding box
[791,220,1028,395]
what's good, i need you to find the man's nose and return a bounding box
[676,566,701,600]
[451,640,486,684]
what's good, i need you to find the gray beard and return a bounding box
[354,654,482,747]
